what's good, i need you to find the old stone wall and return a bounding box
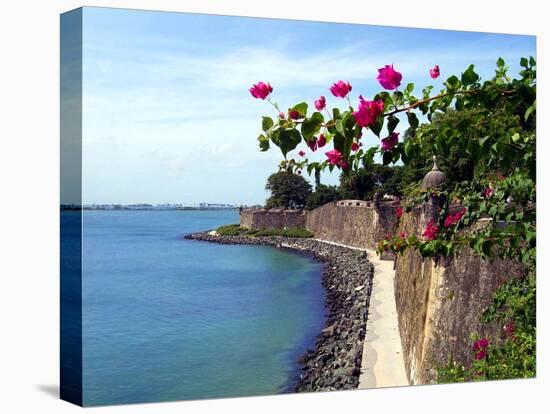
[394,209,524,384]
[240,208,307,230]
[306,200,398,249]
[240,200,399,250]
[240,201,524,386]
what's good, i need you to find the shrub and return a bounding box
[254,227,313,238]
[215,224,313,238]
[216,224,243,236]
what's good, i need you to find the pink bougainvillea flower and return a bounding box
[298,150,306,157]
[325,149,348,168]
[399,231,407,239]
[396,207,403,218]
[376,64,402,90]
[353,96,385,128]
[278,112,286,119]
[249,82,273,99]
[503,322,516,337]
[429,64,440,79]
[482,187,494,198]
[422,220,439,241]
[329,80,352,98]
[473,338,490,352]
[351,142,360,151]
[325,149,343,165]
[444,208,466,228]
[474,350,488,360]
[307,139,318,152]
[317,134,327,148]
[381,132,399,152]
[288,110,302,120]
[314,95,326,111]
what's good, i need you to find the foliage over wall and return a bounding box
[250,56,536,382]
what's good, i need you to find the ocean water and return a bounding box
[74,210,325,406]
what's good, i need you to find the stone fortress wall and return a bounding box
[239,200,522,385]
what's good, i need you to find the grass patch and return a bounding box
[216,224,243,236]
[215,224,313,238]
[254,227,313,238]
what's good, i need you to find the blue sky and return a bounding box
[75,7,535,205]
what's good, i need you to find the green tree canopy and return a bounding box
[265,171,312,209]
[305,184,342,210]
[338,164,397,200]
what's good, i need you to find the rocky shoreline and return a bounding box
[184,231,374,392]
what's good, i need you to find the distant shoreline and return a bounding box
[185,231,374,393]
[61,206,246,211]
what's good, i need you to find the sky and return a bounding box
[65,6,535,205]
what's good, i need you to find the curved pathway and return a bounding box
[313,239,408,389]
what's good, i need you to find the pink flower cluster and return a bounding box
[325,149,348,169]
[422,221,439,241]
[317,134,327,148]
[314,95,326,111]
[472,338,489,360]
[377,64,402,90]
[396,207,403,218]
[353,96,384,128]
[307,134,327,153]
[329,80,352,98]
[503,322,516,337]
[249,82,273,99]
[381,132,399,151]
[444,208,466,228]
[288,110,302,120]
[429,65,440,79]
[482,187,494,198]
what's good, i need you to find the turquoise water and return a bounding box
[79,210,325,405]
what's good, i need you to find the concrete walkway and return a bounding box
[313,239,408,389]
[358,249,409,389]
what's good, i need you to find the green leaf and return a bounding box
[262,116,274,132]
[279,128,302,158]
[406,112,419,130]
[387,115,400,134]
[370,115,384,137]
[333,133,345,153]
[301,112,324,139]
[392,91,404,106]
[406,83,414,94]
[497,57,505,68]
[520,57,529,68]
[257,134,270,151]
[382,151,393,165]
[445,75,461,90]
[291,102,308,118]
[524,102,536,121]
[461,64,480,86]
[335,119,345,136]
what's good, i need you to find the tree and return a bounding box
[265,171,312,209]
[305,184,342,210]
[338,164,396,200]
